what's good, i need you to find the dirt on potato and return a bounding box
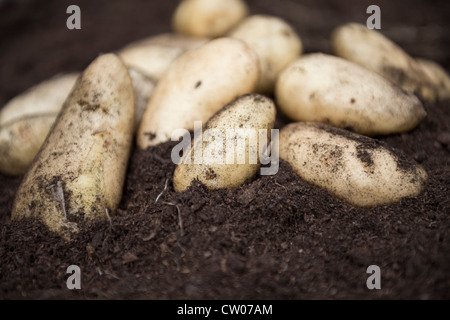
[0,0,449,299]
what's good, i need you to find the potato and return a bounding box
[128,67,155,130]
[279,122,427,207]
[0,73,79,176]
[11,54,135,239]
[137,37,260,148]
[275,53,426,136]
[118,33,209,80]
[0,68,152,176]
[173,94,276,191]
[331,23,436,102]
[228,14,303,94]
[416,58,450,101]
[173,0,248,37]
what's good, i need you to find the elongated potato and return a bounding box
[173,0,248,38]
[228,14,303,94]
[275,53,426,136]
[11,54,135,239]
[331,23,436,102]
[280,122,427,207]
[174,94,276,191]
[416,58,450,101]
[137,37,260,148]
[118,33,209,80]
[0,73,79,176]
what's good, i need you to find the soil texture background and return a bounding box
[0,0,449,299]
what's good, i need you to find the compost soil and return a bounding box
[0,0,449,299]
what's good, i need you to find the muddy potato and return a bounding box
[0,73,79,176]
[228,14,303,94]
[331,23,436,102]
[173,94,276,191]
[173,0,248,38]
[12,54,135,239]
[416,58,450,101]
[118,33,209,80]
[275,53,426,136]
[137,37,260,148]
[280,122,427,207]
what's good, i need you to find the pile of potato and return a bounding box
[2,0,449,238]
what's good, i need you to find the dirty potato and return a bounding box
[228,14,303,94]
[0,73,79,176]
[275,53,426,136]
[118,33,209,81]
[137,37,260,148]
[416,58,450,101]
[11,54,135,239]
[173,94,276,191]
[331,23,436,102]
[173,0,248,37]
[279,122,427,207]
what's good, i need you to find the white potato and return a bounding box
[0,73,79,176]
[137,37,260,148]
[118,33,209,80]
[331,23,436,102]
[173,94,276,191]
[128,67,155,130]
[173,0,248,37]
[416,58,450,101]
[279,122,427,207]
[0,73,79,125]
[11,54,135,239]
[275,53,426,136]
[228,14,303,94]
[0,67,153,176]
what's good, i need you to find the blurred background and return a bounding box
[1,0,449,108]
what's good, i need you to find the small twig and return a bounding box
[163,202,184,236]
[274,181,287,190]
[92,129,106,135]
[105,208,114,230]
[50,181,66,219]
[155,178,169,204]
[153,153,170,164]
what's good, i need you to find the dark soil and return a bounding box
[1,0,449,299]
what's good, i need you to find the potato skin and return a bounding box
[275,53,426,136]
[331,23,436,102]
[0,69,151,176]
[118,33,209,81]
[127,68,155,131]
[279,122,427,207]
[173,0,248,38]
[228,14,302,94]
[137,37,260,148]
[0,73,79,176]
[173,94,276,192]
[416,58,450,101]
[0,116,57,176]
[11,54,135,239]
[0,73,79,125]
